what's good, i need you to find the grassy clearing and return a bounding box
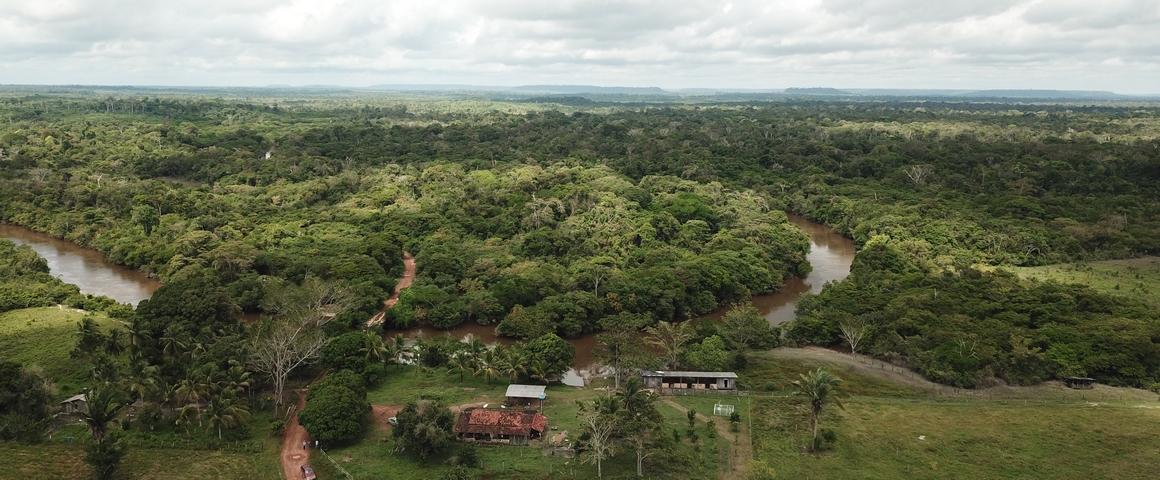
[1007,256,1160,306]
[749,396,1160,480]
[0,307,121,395]
[741,351,925,398]
[366,366,511,406]
[0,440,280,480]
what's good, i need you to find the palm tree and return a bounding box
[363,331,388,363]
[527,357,551,385]
[792,368,845,452]
[79,386,126,443]
[174,375,208,427]
[499,348,525,382]
[205,394,251,440]
[644,321,692,369]
[446,352,477,381]
[125,361,161,403]
[475,349,501,384]
[615,377,651,413]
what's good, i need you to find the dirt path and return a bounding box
[662,399,752,480]
[280,390,310,480]
[367,252,416,327]
[764,346,1157,401]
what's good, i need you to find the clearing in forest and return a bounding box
[1006,256,1160,306]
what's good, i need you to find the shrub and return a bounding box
[320,332,370,374]
[298,384,369,445]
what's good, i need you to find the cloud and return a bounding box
[0,0,1156,92]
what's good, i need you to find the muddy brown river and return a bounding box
[0,225,160,306]
[1,214,855,383]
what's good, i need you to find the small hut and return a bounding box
[59,393,87,414]
[1063,377,1096,389]
[505,384,547,409]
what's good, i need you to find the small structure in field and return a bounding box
[505,384,547,409]
[641,371,738,395]
[454,408,549,445]
[1063,377,1096,389]
[59,393,87,414]
[713,403,735,416]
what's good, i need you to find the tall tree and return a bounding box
[644,321,693,370]
[577,397,619,479]
[249,277,350,409]
[792,368,845,452]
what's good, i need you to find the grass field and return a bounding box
[1007,256,1160,306]
[0,307,122,395]
[741,349,1160,480]
[0,440,281,480]
[749,397,1160,480]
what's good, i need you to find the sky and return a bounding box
[1,0,1158,93]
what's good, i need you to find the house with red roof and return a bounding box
[453,407,549,445]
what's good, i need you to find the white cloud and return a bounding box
[0,0,1156,92]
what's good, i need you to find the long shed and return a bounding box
[640,371,738,395]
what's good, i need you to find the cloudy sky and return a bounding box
[1,0,1158,93]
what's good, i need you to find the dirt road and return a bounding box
[764,346,1157,401]
[367,252,416,327]
[280,391,310,480]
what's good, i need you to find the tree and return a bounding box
[522,333,575,381]
[446,352,477,382]
[250,277,350,409]
[0,359,51,441]
[645,321,692,370]
[299,383,369,445]
[131,204,159,236]
[596,313,650,389]
[792,368,844,452]
[616,378,663,477]
[721,303,775,350]
[683,335,731,371]
[320,331,371,374]
[475,349,502,384]
[838,319,869,356]
[392,400,454,461]
[577,397,619,479]
[205,394,251,440]
[80,385,128,480]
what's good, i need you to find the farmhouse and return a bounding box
[641,370,738,394]
[59,393,87,414]
[505,384,547,409]
[453,407,549,445]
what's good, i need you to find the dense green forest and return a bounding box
[1,92,1157,388]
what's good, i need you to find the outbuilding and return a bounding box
[640,371,738,395]
[59,393,87,414]
[505,384,547,409]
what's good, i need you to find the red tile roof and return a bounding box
[454,408,549,436]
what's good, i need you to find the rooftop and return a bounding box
[454,408,549,436]
[640,370,738,378]
[505,384,547,399]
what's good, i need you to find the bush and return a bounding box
[298,384,369,445]
[310,369,366,400]
[320,332,370,374]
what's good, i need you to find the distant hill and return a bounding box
[510,85,670,95]
[784,87,854,96]
[957,89,1126,100]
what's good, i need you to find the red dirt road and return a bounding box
[367,252,416,327]
[280,391,310,480]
